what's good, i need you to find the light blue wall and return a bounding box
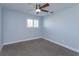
[0,7,1,45]
[43,5,79,52]
[3,8,43,44]
[0,6,2,49]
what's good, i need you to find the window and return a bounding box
[27,19,33,28]
[34,20,39,28]
[26,19,39,28]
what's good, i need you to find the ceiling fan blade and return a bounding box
[39,4,40,8]
[41,9,54,13]
[36,4,38,9]
[39,3,49,9]
[41,9,48,12]
[50,12,53,13]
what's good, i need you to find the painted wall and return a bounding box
[3,8,43,45]
[43,5,79,52]
[0,6,2,49]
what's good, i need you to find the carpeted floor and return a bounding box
[0,38,79,56]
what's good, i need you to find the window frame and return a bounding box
[26,19,39,28]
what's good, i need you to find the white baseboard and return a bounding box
[3,36,41,45]
[42,37,79,53]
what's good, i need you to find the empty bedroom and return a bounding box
[0,3,79,56]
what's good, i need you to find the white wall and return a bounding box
[43,5,79,52]
[3,8,43,45]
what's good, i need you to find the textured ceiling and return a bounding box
[0,3,77,16]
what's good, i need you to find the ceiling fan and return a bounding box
[35,3,53,14]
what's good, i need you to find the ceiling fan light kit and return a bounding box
[36,9,41,13]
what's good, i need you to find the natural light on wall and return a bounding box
[27,19,39,28]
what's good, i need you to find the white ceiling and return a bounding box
[0,3,77,16]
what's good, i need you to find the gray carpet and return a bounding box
[0,38,79,56]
